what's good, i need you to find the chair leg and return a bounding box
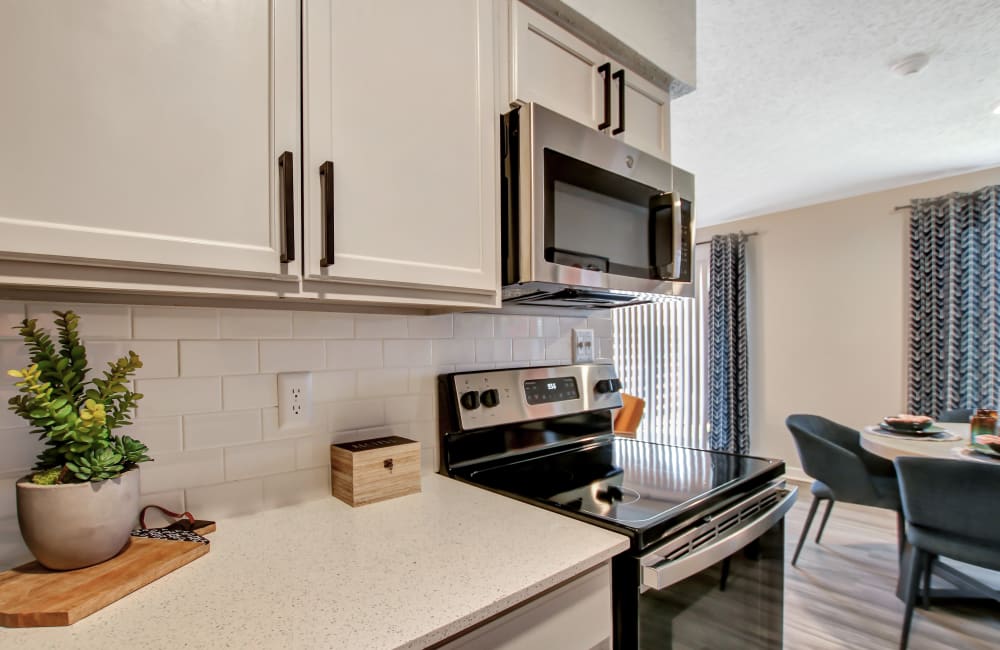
[921,554,935,609]
[792,497,822,566]
[815,499,835,543]
[900,546,925,650]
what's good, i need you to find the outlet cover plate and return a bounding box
[278,372,313,430]
[572,328,596,363]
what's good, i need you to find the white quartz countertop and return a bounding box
[4,474,629,649]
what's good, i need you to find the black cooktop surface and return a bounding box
[463,437,783,548]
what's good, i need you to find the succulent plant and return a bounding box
[7,311,152,484]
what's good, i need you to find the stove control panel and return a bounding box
[449,364,623,430]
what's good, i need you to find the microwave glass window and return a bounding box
[543,148,661,279]
[553,182,648,269]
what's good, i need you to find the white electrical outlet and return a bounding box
[572,328,596,363]
[278,372,313,430]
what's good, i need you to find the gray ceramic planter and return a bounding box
[16,468,139,570]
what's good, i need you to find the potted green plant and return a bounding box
[7,310,151,570]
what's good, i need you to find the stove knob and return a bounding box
[460,391,480,410]
[595,378,622,394]
[480,388,500,408]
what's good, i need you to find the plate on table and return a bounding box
[954,446,1000,464]
[878,422,947,436]
[968,442,1000,459]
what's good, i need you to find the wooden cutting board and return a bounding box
[0,524,214,628]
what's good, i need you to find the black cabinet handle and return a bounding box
[319,161,335,267]
[612,69,625,135]
[278,151,295,263]
[597,62,612,130]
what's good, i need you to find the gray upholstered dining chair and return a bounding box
[937,408,973,422]
[895,457,1000,650]
[786,414,901,566]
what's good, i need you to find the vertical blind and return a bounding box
[612,295,706,447]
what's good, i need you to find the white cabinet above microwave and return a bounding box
[509,2,671,162]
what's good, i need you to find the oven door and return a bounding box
[505,102,694,295]
[619,484,797,649]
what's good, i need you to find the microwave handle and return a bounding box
[650,192,692,282]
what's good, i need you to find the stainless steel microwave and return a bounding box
[500,102,695,309]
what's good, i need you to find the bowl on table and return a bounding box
[971,434,1000,458]
[880,415,935,434]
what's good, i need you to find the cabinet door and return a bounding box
[303,0,498,298]
[614,69,671,162]
[510,1,605,131]
[0,1,300,278]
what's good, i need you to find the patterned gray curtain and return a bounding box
[908,185,1000,417]
[708,233,750,454]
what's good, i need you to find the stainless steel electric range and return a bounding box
[438,363,797,649]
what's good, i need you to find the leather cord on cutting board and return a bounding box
[139,505,195,530]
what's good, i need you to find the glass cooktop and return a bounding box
[465,437,781,533]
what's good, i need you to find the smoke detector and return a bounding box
[891,53,930,76]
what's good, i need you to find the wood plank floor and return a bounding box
[785,488,1000,649]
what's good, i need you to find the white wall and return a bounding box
[699,166,1000,479]
[0,302,612,563]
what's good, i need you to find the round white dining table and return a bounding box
[860,422,971,460]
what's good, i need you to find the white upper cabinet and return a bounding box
[0,1,301,279]
[303,0,499,304]
[510,2,671,162]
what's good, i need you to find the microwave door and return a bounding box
[649,192,692,283]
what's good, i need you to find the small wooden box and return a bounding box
[330,436,421,506]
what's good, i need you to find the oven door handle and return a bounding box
[641,486,798,591]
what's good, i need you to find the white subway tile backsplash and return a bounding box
[184,410,261,450]
[220,309,292,339]
[311,370,356,402]
[130,416,183,455]
[0,426,37,473]
[0,340,30,375]
[384,340,432,368]
[357,368,410,397]
[328,398,384,432]
[513,338,545,361]
[87,340,178,380]
[28,303,132,339]
[180,340,258,377]
[0,299,579,519]
[559,316,588,336]
[432,339,476,365]
[260,340,325,373]
[186,479,264,519]
[407,314,453,339]
[588,316,613,338]
[292,312,353,339]
[355,316,407,339]
[139,449,225,493]
[454,313,493,338]
[261,404,325,440]
[476,338,512,363]
[225,439,296,481]
[0,302,25,334]
[223,374,277,410]
[0,474,18,519]
[138,490,186,526]
[133,307,218,339]
[496,315,529,338]
[326,340,382,370]
[294,433,335,469]
[0,389,24,429]
[137,377,222,417]
[263,468,329,509]
[385,395,427,424]
[545,337,572,361]
[598,337,615,361]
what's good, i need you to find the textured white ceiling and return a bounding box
[672,0,1000,225]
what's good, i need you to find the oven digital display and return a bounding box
[524,377,579,404]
